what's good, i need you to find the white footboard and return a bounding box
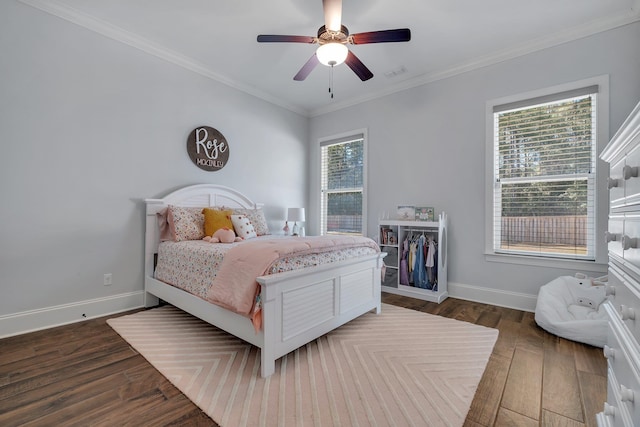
[257,252,384,377]
[145,252,384,377]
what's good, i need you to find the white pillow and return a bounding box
[567,281,607,310]
[231,214,257,239]
[233,208,270,236]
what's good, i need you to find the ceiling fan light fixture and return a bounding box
[316,42,348,66]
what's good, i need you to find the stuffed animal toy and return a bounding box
[203,227,242,243]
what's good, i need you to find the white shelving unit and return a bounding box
[379,212,448,303]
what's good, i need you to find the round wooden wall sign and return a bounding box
[186,126,230,172]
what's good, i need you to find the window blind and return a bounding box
[320,135,364,236]
[493,90,597,260]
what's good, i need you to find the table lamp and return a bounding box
[287,208,305,236]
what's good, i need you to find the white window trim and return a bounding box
[318,128,368,236]
[484,76,610,269]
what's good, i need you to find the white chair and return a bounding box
[534,274,608,347]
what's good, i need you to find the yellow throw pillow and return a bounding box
[202,208,234,237]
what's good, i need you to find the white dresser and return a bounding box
[598,100,640,427]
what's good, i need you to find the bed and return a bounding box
[144,184,386,377]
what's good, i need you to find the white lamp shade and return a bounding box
[316,43,348,66]
[287,207,306,222]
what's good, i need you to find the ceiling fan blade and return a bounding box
[293,54,320,81]
[257,35,315,43]
[323,0,342,32]
[345,50,373,81]
[350,28,411,44]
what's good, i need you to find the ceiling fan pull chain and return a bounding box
[329,64,334,99]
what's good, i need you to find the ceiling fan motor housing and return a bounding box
[317,25,349,45]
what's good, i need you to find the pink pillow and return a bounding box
[156,208,174,241]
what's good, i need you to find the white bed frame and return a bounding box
[144,184,385,377]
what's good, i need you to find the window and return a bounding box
[320,133,366,236]
[489,84,600,261]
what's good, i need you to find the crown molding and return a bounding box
[19,0,310,117]
[19,0,639,119]
[309,9,640,117]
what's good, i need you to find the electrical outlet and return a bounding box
[103,273,112,286]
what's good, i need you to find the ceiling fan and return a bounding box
[257,0,411,82]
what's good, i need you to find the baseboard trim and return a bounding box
[448,282,538,313]
[0,291,145,338]
[0,284,538,338]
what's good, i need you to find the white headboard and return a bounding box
[145,183,258,213]
[144,184,262,281]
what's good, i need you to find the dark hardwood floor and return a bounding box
[382,294,607,427]
[0,295,606,426]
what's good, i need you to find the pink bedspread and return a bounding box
[205,235,380,325]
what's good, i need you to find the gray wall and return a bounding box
[309,22,640,306]
[0,1,309,319]
[2,0,639,328]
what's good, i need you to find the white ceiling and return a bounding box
[21,0,640,117]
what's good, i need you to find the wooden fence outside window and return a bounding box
[501,215,587,246]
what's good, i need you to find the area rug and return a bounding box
[107,304,498,427]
